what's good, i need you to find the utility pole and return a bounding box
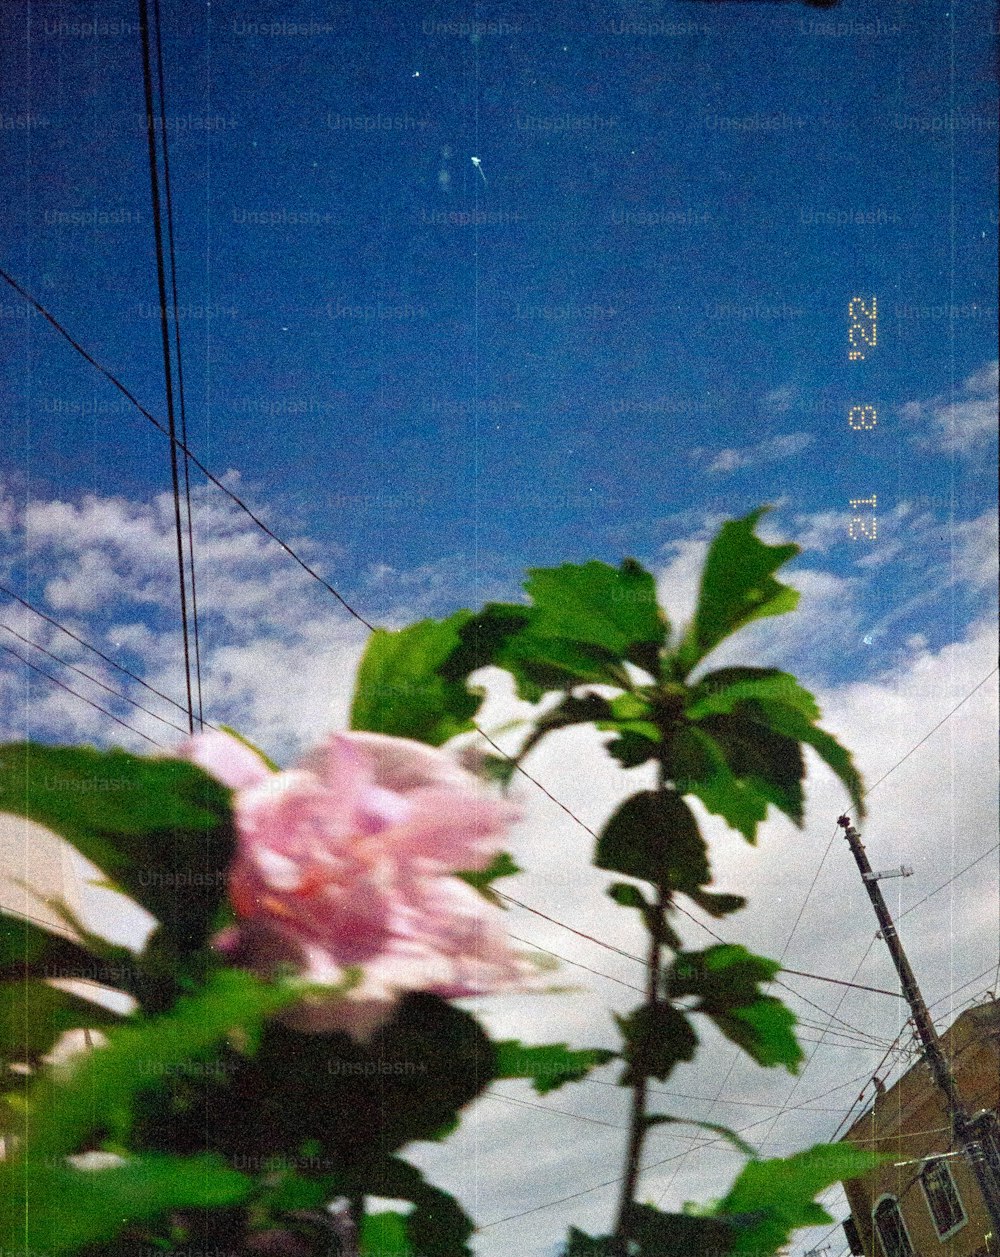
[836,816,1000,1239]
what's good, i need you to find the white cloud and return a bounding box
[692,431,815,476]
[900,359,999,455]
[1,486,997,1257]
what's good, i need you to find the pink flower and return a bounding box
[177,729,532,1041]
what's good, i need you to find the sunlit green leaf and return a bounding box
[685,668,820,722]
[752,702,867,821]
[666,727,773,843]
[713,1143,890,1257]
[524,558,667,671]
[351,613,481,745]
[0,1153,250,1255]
[495,1040,616,1094]
[674,508,799,678]
[668,946,801,1073]
[362,1210,413,1256]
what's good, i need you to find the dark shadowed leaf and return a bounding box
[596,790,710,893]
[626,1203,741,1256]
[696,711,806,827]
[351,613,481,746]
[0,744,234,954]
[359,1156,476,1257]
[616,1002,698,1084]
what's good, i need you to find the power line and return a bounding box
[507,932,645,995]
[137,0,196,735]
[0,582,193,717]
[151,0,204,730]
[1,642,163,748]
[480,1067,882,1231]
[861,665,999,797]
[898,843,1000,920]
[0,622,190,736]
[0,267,376,633]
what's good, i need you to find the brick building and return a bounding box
[841,999,1000,1257]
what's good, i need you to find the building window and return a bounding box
[920,1157,967,1240]
[971,1110,1000,1185]
[874,1195,916,1257]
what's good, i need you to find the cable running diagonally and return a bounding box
[0,622,190,736]
[0,268,376,631]
[1,643,163,747]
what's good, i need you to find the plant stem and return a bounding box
[611,893,664,1252]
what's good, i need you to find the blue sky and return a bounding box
[0,2,997,1255]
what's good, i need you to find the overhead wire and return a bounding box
[1,642,163,748]
[0,267,376,632]
[0,582,193,717]
[0,622,191,736]
[137,0,196,734]
[479,1067,885,1231]
[151,0,204,730]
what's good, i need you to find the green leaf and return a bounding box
[0,1153,251,1255]
[750,701,867,821]
[494,1040,616,1094]
[685,668,820,722]
[616,1002,698,1084]
[0,743,235,954]
[565,1228,617,1256]
[362,1210,413,1257]
[523,558,667,671]
[359,1156,476,1257]
[713,1142,891,1257]
[351,613,482,746]
[606,727,662,769]
[595,789,710,893]
[456,852,520,905]
[674,508,800,678]
[515,691,617,759]
[696,711,806,828]
[437,602,533,682]
[12,968,303,1160]
[666,727,773,843]
[495,632,627,702]
[686,888,747,918]
[607,882,650,910]
[668,946,802,1073]
[0,908,141,994]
